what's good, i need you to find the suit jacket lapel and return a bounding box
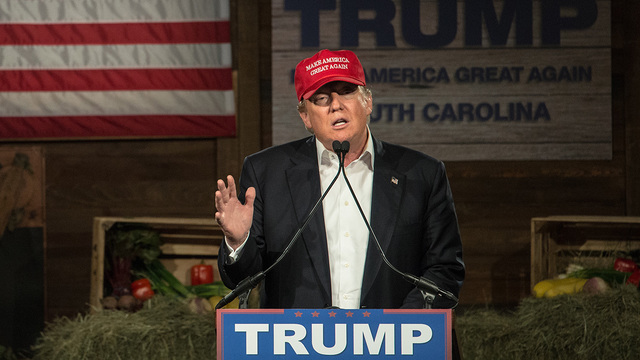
[285,137,332,302]
[361,138,405,302]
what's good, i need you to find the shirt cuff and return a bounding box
[225,232,249,264]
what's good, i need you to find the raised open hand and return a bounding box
[214,175,255,249]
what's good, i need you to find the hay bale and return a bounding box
[457,285,640,360]
[31,296,216,360]
[0,345,20,360]
[32,286,640,359]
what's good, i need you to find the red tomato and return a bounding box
[131,278,152,291]
[133,285,155,301]
[614,258,638,273]
[626,270,640,287]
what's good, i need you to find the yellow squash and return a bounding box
[209,295,240,309]
[533,277,588,298]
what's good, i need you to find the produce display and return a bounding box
[101,223,237,312]
[533,255,640,298]
[26,222,640,360]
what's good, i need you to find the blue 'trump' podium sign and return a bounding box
[217,308,451,359]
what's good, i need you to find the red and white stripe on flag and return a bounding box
[0,0,235,139]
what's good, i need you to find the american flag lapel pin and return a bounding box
[391,176,398,185]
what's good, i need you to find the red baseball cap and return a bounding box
[294,49,366,101]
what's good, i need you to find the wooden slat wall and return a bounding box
[0,0,634,320]
[44,140,218,318]
[452,1,630,305]
[216,0,266,179]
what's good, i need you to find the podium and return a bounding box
[217,308,456,359]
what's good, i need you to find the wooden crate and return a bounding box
[531,216,640,290]
[90,217,224,310]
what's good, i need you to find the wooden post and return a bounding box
[216,0,264,181]
[625,0,640,215]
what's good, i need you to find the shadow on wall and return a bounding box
[491,245,531,306]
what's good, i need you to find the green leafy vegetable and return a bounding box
[104,223,162,297]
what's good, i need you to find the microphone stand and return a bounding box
[335,141,458,309]
[215,140,347,310]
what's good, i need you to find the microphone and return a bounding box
[332,139,349,159]
[335,140,459,308]
[335,140,350,166]
[215,140,347,310]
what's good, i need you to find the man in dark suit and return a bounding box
[216,49,464,309]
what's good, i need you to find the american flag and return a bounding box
[0,0,235,139]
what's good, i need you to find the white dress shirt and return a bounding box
[316,132,374,309]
